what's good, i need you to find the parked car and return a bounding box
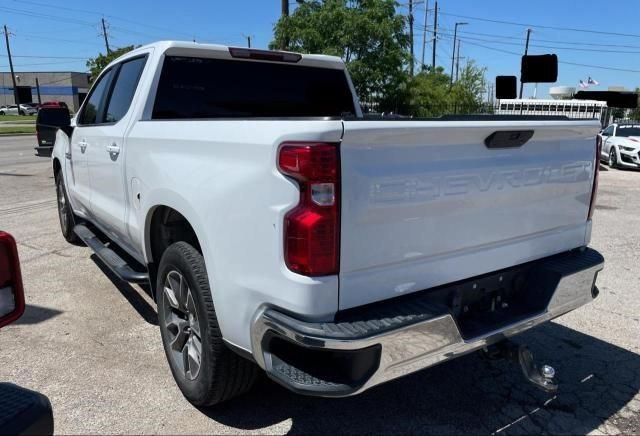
[0,231,55,434]
[35,107,71,157]
[49,41,604,407]
[599,123,640,169]
[0,104,37,116]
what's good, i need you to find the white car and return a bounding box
[0,104,37,116]
[49,41,604,406]
[599,123,640,169]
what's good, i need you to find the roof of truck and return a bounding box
[127,40,346,69]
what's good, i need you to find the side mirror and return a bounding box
[36,107,72,137]
[0,231,24,328]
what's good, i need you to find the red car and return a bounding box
[0,231,54,434]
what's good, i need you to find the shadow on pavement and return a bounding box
[90,254,158,326]
[202,322,640,434]
[12,304,62,325]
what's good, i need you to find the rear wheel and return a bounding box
[608,148,618,169]
[55,174,81,244]
[157,242,258,406]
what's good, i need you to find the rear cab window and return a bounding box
[152,56,356,119]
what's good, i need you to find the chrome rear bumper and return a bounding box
[251,248,604,397]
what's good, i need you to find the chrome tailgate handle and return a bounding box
[485,130,534,148]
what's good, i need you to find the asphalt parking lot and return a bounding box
[1,135,639,435]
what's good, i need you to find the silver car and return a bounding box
[0,104,38,116]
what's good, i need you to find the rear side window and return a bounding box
[152,56,356,119]
[79,68,114,125]
[105,56,147,123]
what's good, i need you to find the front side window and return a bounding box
[79,69,114,125]
[105,56,147,123]
[602,126,614,136]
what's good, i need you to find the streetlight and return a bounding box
[450,22,468,86]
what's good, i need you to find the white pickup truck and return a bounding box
[51,41,604,406]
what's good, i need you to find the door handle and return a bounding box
[78,140,88,153]
[106,143,120,154]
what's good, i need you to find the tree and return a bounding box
[628,87,640,121]
[407,62,487,117]
[86,46,136,80]
[271,0,409,112]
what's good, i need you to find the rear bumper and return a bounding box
[251,248,604,397]
[34,146,52,157]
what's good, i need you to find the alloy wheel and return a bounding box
[162,270,203,380]
[57,180,68,235]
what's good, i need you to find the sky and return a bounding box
[1,0,639,98]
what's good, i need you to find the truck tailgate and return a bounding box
[339,119,599,309]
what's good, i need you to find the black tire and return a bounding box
[609,148,618,169]
[55,173,82,245]
[157,242,257,407]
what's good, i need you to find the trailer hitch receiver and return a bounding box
[484,340,558,393]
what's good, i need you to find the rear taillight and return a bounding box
[588,136,601,220]
[0,231,25,328]
[278,142,340,276]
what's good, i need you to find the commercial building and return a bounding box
[0,71,90,112]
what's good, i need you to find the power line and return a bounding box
[0,54,88,59]
[0,60,83,68]
[0,6,95,27]
[442,36,640,73]
[9,0,196,39]
[19,35,102,47]
[416,25,640,54]
[455,29,640,49]
[438,11,640,39]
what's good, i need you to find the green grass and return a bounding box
[0,114,36,124]
[0,126,36,135]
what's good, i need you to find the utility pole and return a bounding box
[431,1,438,71]
[280,0,289,50]
[35,77,42,104]
[409,0,414,76]
[101,18,111,54]
[450,22,467,86]
[455,41,461,82]
[519,28,532,99]
[247,35,251,48]
[3,25,19,109]
[420,0,429,71]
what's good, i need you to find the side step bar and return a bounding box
[73,224,149,283]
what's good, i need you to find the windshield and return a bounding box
[617,126,640,137]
